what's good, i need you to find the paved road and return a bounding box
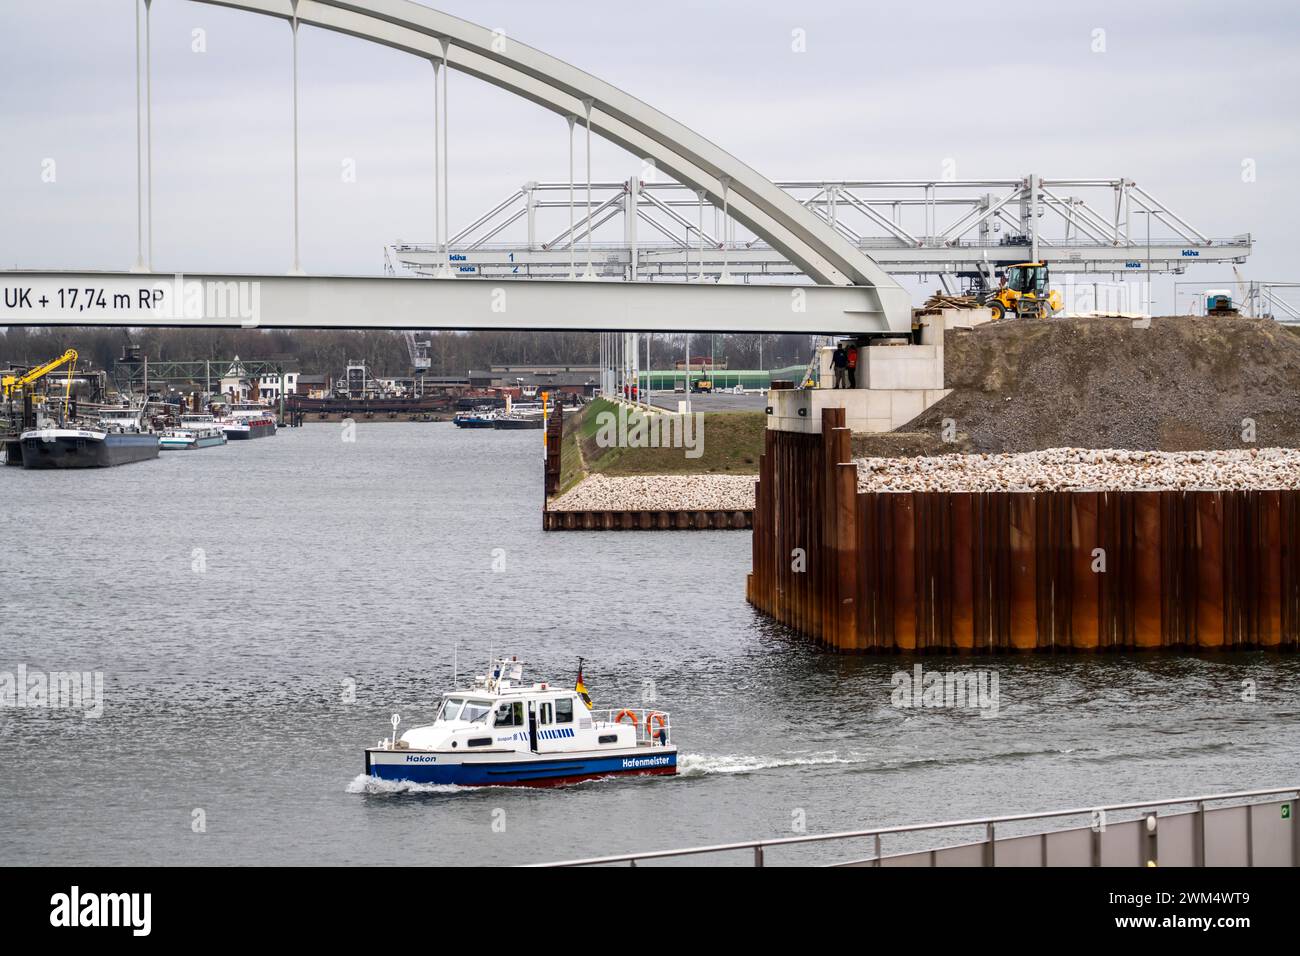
[645,391,768,413]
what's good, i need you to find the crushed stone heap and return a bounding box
[855,447,1300,493]
[853,316,1300,456]
[549,474,756,511]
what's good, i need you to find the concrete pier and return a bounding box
[766,309,985,433]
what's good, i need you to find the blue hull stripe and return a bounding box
[370,751,677,786]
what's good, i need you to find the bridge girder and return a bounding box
[0,272,893,335]
[394,243,1253,280]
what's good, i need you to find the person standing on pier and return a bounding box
[832,343,848,389]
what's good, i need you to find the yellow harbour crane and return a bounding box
[2,348,79,405]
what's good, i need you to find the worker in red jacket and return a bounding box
[846,343,858,388]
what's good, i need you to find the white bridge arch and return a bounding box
[2,0,910,333]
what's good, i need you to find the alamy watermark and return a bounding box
[594,404,704,459]
[0,664,104,718]
[891,663,1000,718]
[147,273,261,327]
[49,886,150,936]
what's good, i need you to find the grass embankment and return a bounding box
[556,403,591,496]
[555,397,764,495]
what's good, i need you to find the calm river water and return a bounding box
[2,423,1296,865]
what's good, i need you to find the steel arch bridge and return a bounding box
[0,0,911,334]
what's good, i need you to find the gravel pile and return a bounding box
[853,316,1300,457]
[549,474,757,511]
[855,447,1300,493]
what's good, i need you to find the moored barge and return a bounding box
[17,427,159,468]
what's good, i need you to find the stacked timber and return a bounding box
[914,292,982,316]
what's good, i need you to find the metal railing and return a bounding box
[528,786,1299,867]
[394,236,1253,256]
[597,707,671,747]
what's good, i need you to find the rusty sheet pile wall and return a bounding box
[748,408,1300,652]
[544,403,563,498]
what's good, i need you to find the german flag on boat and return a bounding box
[575,658,593,710]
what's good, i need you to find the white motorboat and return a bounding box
[364,658,677,787]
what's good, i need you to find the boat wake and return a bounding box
[346,774,465,796]
[677,751,862,777]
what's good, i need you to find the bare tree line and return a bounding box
[1,326,818,377]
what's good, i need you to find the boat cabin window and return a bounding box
[538,702,553,725]
[460,700,492,723]
[494,701,524,727]
[555,697,574,724]
[438,698,466,721]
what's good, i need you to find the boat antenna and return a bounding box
[453,642,458,688]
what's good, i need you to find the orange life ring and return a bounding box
[647,711,667,738]
[614,709,638,727]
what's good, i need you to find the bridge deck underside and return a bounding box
[0,272,891,334]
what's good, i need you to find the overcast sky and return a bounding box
[2,0,1297,313]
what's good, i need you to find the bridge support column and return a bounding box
[625,177,639,281]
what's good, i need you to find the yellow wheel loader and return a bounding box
[984,262,1063,321]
